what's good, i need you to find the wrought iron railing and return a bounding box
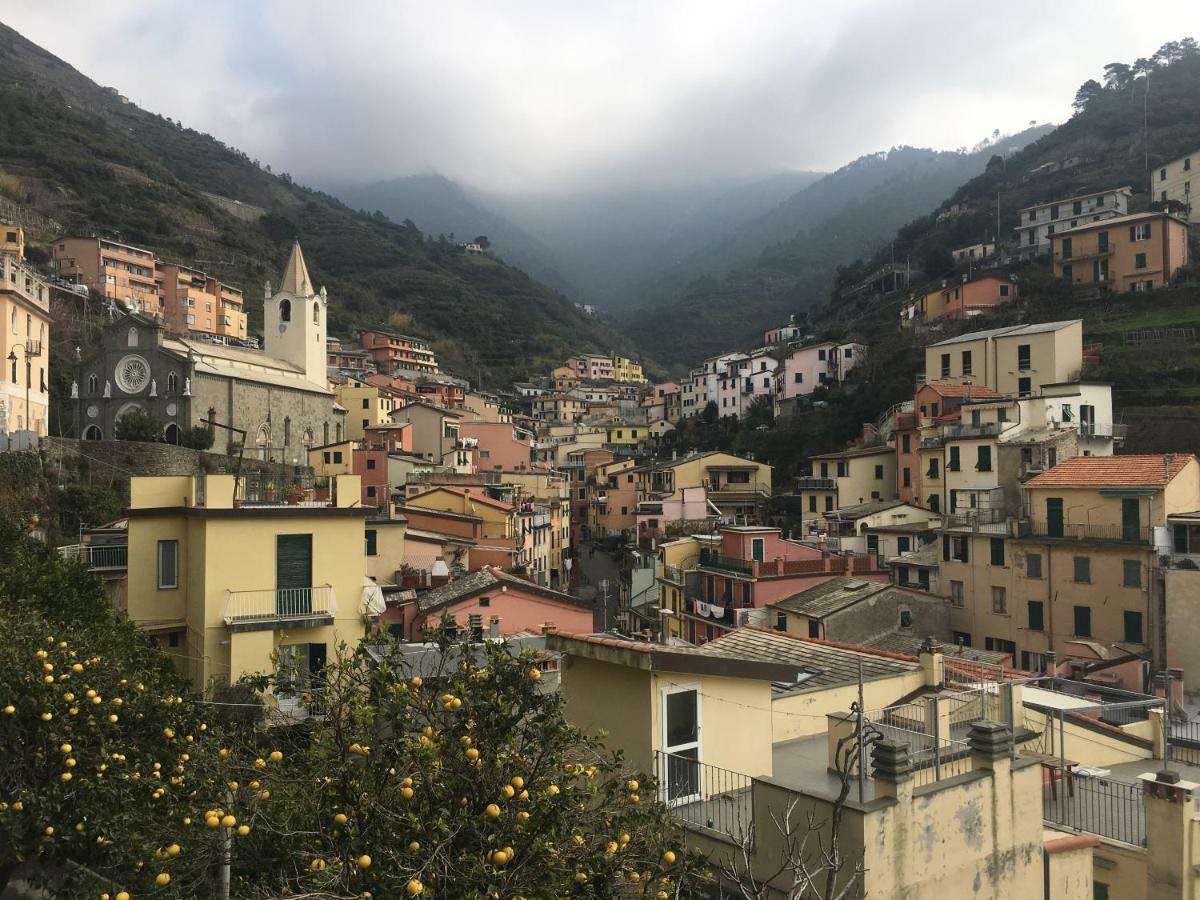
[698,550,753,575]
[223,586,335,625]
[1042,775,1145,847]
[796,477,836,490]
[1018,520,1152,544]
[655,751,753,839]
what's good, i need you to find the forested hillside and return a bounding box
[628,130,1050,366]
[0,23,633,386]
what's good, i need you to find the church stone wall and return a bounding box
[196,374,338,462]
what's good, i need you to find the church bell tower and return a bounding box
[263,241,326,385]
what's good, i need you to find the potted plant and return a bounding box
[264,480,278,503]
[285,482,304,505]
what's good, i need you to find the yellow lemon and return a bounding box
[485,803,501,818]
[357,854,372,869]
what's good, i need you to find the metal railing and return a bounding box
[796,477,836,490]
[1078,422,1128,439]
[655,751,753,839]
[223,586,335,624]
[58,543,129,571]
[943,422,1002,440]
[698,550,753,575]
[1042,775,1145,847]
[1018,520,1152,545]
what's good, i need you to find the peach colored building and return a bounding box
[52,237,161,318]
[396,566,594,641]
[360,329,439,374]
[1051,211,1190,296]
[458,421,534,472]
[900,276,1017,325]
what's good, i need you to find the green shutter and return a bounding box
[365,529,378,557]
[276,535,314,616]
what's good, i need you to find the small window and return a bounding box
[962,350,972,375]
[874,464,884,480]
[991,586,1007,615]
[1074,605,1092,637]
[1135,252,1147,270]
[279,298,291,322]
[775,612,787,631]
[1122,560,1141,587]
[948,446,960,472]
[990,539,1004,566]
[333,452,343,464]
[366,458,376,470]
[1073,556,1091,583]
[899,609,913,628]
[808,619,820,638]
[157,540,179,589]
[976,446,992,472]
[1026,553,1042,578]
[479,596,491,607]
[1123,611,1143,644]
[1028,600,1044,632]
[365,529,378,557]
[950,581,964,608]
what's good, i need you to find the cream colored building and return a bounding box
[797,445,896,533]
[637,451,773,525]
[1154,148,1198,223]
[0,252,51,437]
[925,320,1083,397]
[123,473,374,690]
[334,378,396,441]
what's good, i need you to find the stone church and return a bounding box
[72,242,345,461]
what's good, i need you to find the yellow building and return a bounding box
[611,355,645,384]
[406,485,515,540]
[334,379,396,441]
[924,320,1083,397]
[654,536,708,639]
[638,451,773,525]
[0,224,24,257]
[0,251,51,437]
[797,445,896,533]
[364,515,408,585]
[604,420,644,446]
[123,473,374,689]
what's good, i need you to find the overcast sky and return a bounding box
[4,1,1193,193]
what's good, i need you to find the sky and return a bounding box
[3,1,1194,194]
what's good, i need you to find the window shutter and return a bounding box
[276,535,313,592]
[942,535,951,561]
[1145,222,1152,238]
[1129,225,1136,242]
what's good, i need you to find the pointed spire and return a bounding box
[279,240,313,296]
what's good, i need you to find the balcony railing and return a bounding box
[698,550,753,575]
[224,586,335,626]
[1078,422,1128,439]
[796,477,836,490]
[1017,520,1152,544]
[1042,775,1144,847]
[942,422,1002,440]
[655,751,753,840]
[59,543,128,571]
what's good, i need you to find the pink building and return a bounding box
[636,486,714,544]
[684,526,888,644]
[363,422,414,454]
[392,566,595,640]
[459,421,534,471]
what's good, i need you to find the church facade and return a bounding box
[72,242,345,461]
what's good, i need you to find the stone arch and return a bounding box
[163,423,181,445]
[279,298,291,323]
[127,326,139,347]
[167,371,178,393]
[88,374,99,394]
[83,425,103,441]
[313,301,321,325]
[302,428,314,448]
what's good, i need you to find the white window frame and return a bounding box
[660,682,702,807]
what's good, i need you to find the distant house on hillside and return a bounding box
[1153,148,1199,224]
[1050,210,1190,297]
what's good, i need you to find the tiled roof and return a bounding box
[769,577,891,618]
[1055,210,1189,236]
[699,627,919,691]
[864,632,1010,664]
[824,499,910,520]
[809,444,894,461]
[922,382,1004,399]
[1025,454,1195,487]
[409,486,514,511]
[417,567,590,613]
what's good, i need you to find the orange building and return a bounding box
[360,329,439,374]
[1051,211,1190,296]
[900,275,1017,326]
[153,264,249,341]
[52,237,161,318]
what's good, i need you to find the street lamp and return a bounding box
[7,342,33,436]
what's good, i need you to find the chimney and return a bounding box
[919,637,945,687]
[846,553,855,576]
[871,738,914,801]
[541,623,558,636]
[489,616,501,639]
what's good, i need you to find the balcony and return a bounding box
[223,586,335,629]
[59,543,128,571]
[942,422,1002,440]
[698,550,753,575]
[796,477,836,490]
[1078,422,1128,440]
[1016,520,1152,545]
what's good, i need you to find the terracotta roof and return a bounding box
[1024,454,1195,487]
[922,382,1004,399]
[409,486,514,511]
[809,444,894,461]
[417,566,591,614]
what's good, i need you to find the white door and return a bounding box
[661,684,701,805]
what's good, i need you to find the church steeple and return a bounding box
[262,241,326,386]
[279,240,313,297]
